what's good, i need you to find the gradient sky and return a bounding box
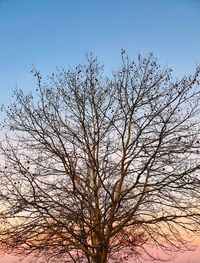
[0,0,200,262]
[1,0,200,101]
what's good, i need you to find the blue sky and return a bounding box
[0,0,200,103]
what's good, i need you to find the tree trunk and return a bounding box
[90,247,108,263]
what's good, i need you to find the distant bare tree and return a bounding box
[0,52,200,263]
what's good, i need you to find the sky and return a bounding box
[1,0,200,101]
[0,0,200,262]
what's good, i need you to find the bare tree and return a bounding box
[0,52,200,263]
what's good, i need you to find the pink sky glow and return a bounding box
[0,242,199,263]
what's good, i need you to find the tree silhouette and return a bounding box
[0,52,200,263]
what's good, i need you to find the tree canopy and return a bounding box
[0,52,200,263]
